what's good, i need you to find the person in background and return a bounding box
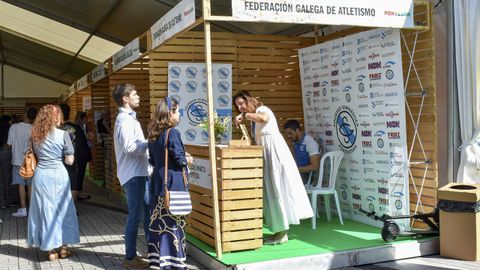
[0,115,12,147]
[59,104,79,202]
[283,119,321,185]
[234,90,313,245]
[112,83,150,269]
[7,107,37,217]
[97,112,111,139]
[74,111,92,200]
[27,105,79,261]
[147,97,193,270]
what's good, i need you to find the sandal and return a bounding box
[48,250,59,261]
[60,246,72,259]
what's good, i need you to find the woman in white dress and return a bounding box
[234,91,313,245]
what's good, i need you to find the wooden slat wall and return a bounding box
[0,98,59,120]
[106,58,150,194]
[90,78,111,181]
[149,31,314,138]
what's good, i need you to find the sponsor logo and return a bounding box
[363,159,374,165]
[321,80,329,87]
[170,66,181,78]
[331,61,339,68]
[351,185,360,191]
[186,67,198,78]
[331,70,339,76]
[377,169,390,175]
[186,99,208,125]
[349,159,359,164]
[358,94,368,99]
[345,93,351,102]
[343,86,352,92]
[357,38,368,45]
[358,113,369,118]
[383,60,396,68]
[218,67,229,79]
[376,160,389,165]
[169,80,181,92]
[382,51,395,58]
[352,203,362,210]
[185,129,197,141]
[202,81,207,92]
[381,41,396,48]
[369,203,375,212]
[388,132,401,139]
[368,61,382,70]
[385,91,399,97]
[350,177,361,181]
[170,94,181,104]
[357,45,367,54]
[369,73,382,80]
[372,112,384,117]
[359,122,370,128]
[379,198,389,205]
[202,67,207,78]
[377,178,389,184]
[217,81,230,93]
[365,187,376,192]
[325,130,333,136]
[363,150,373,155]
[390,152,403,159]
[217,95,229,107]
[385,69,395,80]
[385,103,400,107]
[395,199,403,210]
[387,121,400,128]
[350,168,360,173]
[331,80,339,86]
[362,141,372,148]
[355,66,366,72]
[378,187,389,195]
[362,130,372,137]
[352,193,362,200]
[375,150,388,155]
[389,142,402,148]
[334,105,358,153]
[331,97,341,102]
[356,56,367,62]
[369,53,380,59]
[377,138,385,148]
[342,68,352,74]
[364,177,375,183]
[375,130,386,137]
[370,92,384,99]
[382,29,394,38]
[325,139,334,145]
[370,82,382,88]
[185,80,197,92]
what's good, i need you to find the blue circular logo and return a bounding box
[385,69,394,80]
[342,190,347,200]
[217,81,230,93]
[218,67,229,79]
[358,82,365,92]
[185,129,197,141]
[170,67,181,78]
[377,138,384,148]
[187,100,208,125]
[395,199,402,210]
[202,67,207,78]
[171,94,181,104]
[169,80,181,93]
[345,93,351,102]
[369,203,375,212]
[334,106,358,153]
[217,95,229,107]
[322,87,327,96]
[186,67,197,79]
[186,80,197,93]
[202,81,207,92]
[201,129,209,141]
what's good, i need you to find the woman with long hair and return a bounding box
[27,105,79,261]
[147,97,193,269]
[234,90,313,245]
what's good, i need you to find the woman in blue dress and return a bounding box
[27,105,79,261]
[147,97,193,269]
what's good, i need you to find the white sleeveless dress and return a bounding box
[253,106,313,233]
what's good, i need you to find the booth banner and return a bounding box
[91,63,106,83]
[299,28,410,229]
[67,84,76,98]
[112,38,140,72]
[168,62,232,145]
[188,157,212,190]
[232,0,413,29]
[150,0,195,50]
[76,74,88,91]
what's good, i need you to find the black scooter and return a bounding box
[358,207,439,242]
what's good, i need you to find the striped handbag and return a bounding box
[163,129,192,216]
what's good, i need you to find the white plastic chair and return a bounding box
[305,151,344,229]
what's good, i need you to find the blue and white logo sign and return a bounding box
[185,80,197,93]
[202,81,207,92]
[185,129,197,141]
[171,94,182,104]
[202,67,207,78]
[186,99,208,125]
[217,95,229,107]
[169,80,181,93]
[218,67,229,79]
[217,81,230,93]
[385,69,394,80]
[170,66,181,78]
[186,67,197,79]
[334,105,358,153]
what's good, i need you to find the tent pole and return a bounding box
[203,0,222,259]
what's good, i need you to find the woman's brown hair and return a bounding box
[31,104,63,145]
[147,97,178,141]
[233,90,263,113]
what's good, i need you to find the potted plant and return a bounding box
[197,112,231,144]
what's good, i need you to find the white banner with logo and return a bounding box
[91,63,106,83]
[112,38,140,72]
[150,0,195,50]
[188,158,212,190]
[299,28,409,229]
[232,0,413,28]
[168,62,232,145]
[76,74,89,91]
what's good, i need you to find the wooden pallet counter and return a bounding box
[185,144,264,252]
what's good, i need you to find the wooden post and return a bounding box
[202,0,223,259]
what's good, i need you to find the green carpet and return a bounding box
[187,218,433,265]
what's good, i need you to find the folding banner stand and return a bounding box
[402,30,432,225]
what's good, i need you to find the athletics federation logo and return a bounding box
[169,66,181,78]
[334,105,358,153]
[169,80,181,92]
[186,67,197,79]
[186,99,208,125]
[218,67,229,79]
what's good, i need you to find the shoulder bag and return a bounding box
[163,129,192,216]
[19,139,37,178]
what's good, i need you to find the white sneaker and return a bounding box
[12,208,27,217]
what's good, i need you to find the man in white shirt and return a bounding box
[112,84,149,269]
[284,120,321,184]
[7,107,37,217]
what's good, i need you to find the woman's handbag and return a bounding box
[19,140,36,178]
[163,129,192,216]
